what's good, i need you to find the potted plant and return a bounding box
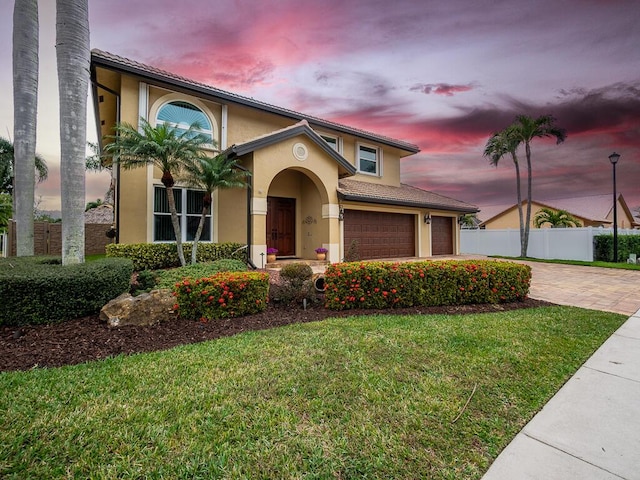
[266,247,278,263]
[315,247,328,261]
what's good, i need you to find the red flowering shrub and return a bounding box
[324,260,531,310]
[173,271,269,320]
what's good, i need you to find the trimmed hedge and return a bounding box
[155,259,247,289]
[106,242,246,270]
[324,260,531,310]
[594,234,640,262]
[173,271,269,320]
[0,257,133,326]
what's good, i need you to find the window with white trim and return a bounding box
[153,186,211,242]
[357,144,382,176]
[320,134,341,152]
[156,100,214,146]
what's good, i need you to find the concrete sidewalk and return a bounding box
[482,308,640,479]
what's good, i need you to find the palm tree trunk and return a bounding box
[56,0,89,265]
[12,0,39,256]
[511,154,526,257]
[523,141,533,257]
[166,185,186,266]
[191,206,209,264]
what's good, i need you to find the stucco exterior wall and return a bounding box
[117,76,150,244]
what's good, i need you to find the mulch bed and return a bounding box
[0,297,553,373]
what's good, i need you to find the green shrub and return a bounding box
[324,260,531,310]
[0,257,133,326]
[594,234,640,262]
[173,271,269,320]
[155,259,247,289]
[130,269,157,295]
[272,263,315,305]
[106,242,246,270]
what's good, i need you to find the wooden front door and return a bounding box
[267,197,296,256]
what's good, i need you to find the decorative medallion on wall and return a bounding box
[302,215,317,225]
[293,142,308,161]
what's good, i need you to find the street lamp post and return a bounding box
[609,152,620,262]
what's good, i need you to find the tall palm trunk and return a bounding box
[13,0,39,256]
[511,153,526,257]
[56,0,89,265]
[523,141,533,257]
[191,193,212,264]
[165,184,187,266]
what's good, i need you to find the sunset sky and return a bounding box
[1,0,639,215]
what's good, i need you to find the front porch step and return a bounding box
[264,259,330,269]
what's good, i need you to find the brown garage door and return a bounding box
[344,210,415,260]
[431,216,453,255]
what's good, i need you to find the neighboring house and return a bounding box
[478,194,639,229]
[91,50,477,263]
[84,203,114,224]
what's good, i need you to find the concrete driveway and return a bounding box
[515,260,640,316]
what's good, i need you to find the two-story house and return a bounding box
[91,50,477,265]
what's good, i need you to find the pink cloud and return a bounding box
[410,83,474,96]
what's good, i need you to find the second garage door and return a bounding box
[431,216,453,255]
[344,210,415,260]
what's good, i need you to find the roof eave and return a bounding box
[338,192,478,213]
[229,124,357,176]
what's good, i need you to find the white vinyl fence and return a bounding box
[461,227,640,261]
[0,232,7,258]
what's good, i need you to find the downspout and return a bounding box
[90,72,121,244]
[226,150,256,269]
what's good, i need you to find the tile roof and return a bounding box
[337,179,478,213]
[84,204,114,224]
[226,120,356,176]
[91,49,420,154]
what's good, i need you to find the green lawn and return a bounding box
[0,306,625,479]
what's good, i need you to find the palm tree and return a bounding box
[12,0,39,256]
[533,207,582,228]
[510,115,567,255]
[484,125,526,251]
[0,137,48,194]
[0,193,12,233]
[104,118,210,266]
[86,142,115,205]
[56,0,90,265]
[182,154,250,264]
[85,198,103,211]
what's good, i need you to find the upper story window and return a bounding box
[320,134,341,153]
[156,101,214,145]
[357,144,382,176]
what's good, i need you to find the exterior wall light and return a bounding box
[338,206,344,221]
[424,213,431,224]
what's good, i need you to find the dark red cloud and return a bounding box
[410,83,474,96]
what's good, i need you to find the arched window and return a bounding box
[156,100,213,145]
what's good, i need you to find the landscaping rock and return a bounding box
[100,289,176,327]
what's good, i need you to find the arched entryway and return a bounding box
[265,168,331,259]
